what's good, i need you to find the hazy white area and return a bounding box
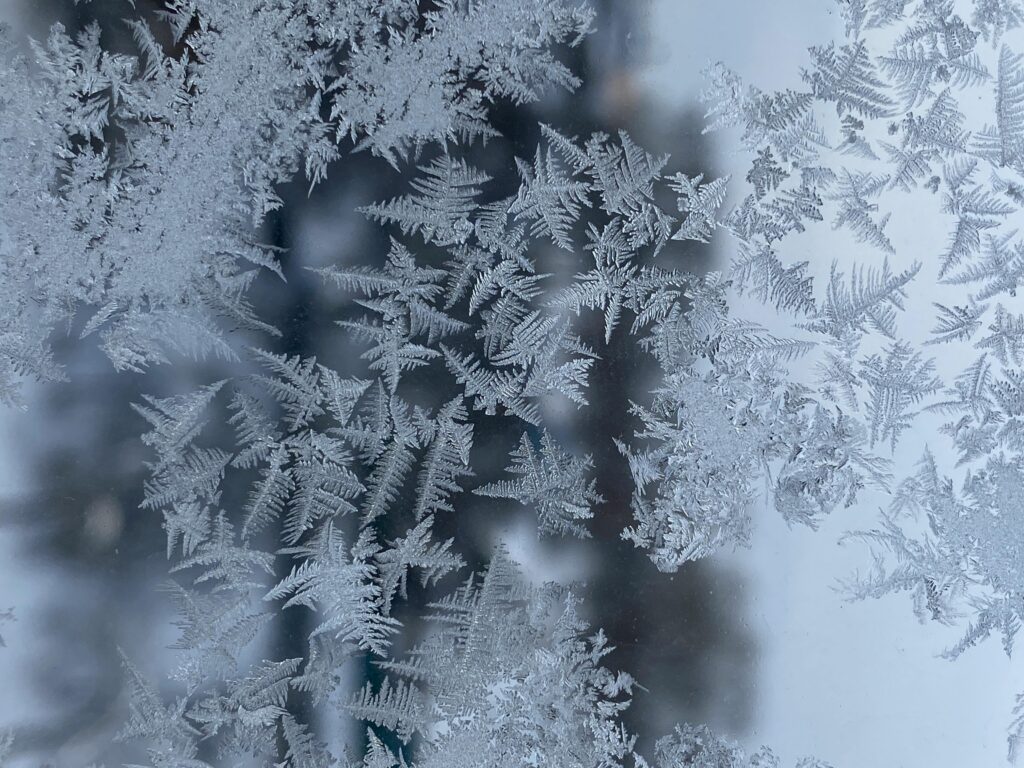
[641,3,1024,766]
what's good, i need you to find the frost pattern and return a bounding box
[3,0,1024,764]
[699,0,1024,757]
[0,0,593,400]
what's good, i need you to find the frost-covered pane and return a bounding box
[2,1,1024,767]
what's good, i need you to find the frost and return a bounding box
[0,0,593,398]
[474,430,602,538]
[6,0,1024,764]
[639,724,833,768]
